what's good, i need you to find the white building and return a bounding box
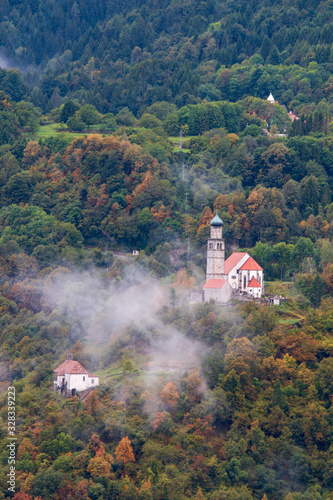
[225,252,264,297]
[267,93,275,103]
[203,215,264,302]
[53,353,99,397]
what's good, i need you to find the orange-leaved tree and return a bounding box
[115,436,135,464]
[160,382,179,411]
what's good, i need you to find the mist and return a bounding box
[43,265,210,421]
[0,55,11,70]
[44,266,205,373]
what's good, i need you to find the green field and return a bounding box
[36,123,91,139]
[36,126,193,153]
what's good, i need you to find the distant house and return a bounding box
[53,353,99,397]
[288,110,299,122]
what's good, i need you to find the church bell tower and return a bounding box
[206,213,225,280]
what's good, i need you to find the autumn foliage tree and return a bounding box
[160,382,179,412]
[115,436,135,464]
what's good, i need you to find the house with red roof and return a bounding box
[203,214,264,303]
[288,110,299,122]
[54,353,99,396]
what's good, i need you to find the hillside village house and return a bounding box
[267,93,299,122]
[203,214,264,303]
[54,353,99,397]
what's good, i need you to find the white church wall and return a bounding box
[247,287,262,298]
[203,284,232,304]
[227,254,249,289]
[239,270,263,292]
[203,288,220,303]
[221,283,232,303]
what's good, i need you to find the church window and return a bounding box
[209,243,213,249]
[92,379,94,384]
[231,275,236,279]
[83,376,85,381]
[243,276,246,288]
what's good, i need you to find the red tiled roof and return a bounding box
[247,277,261,288]
[54,360,89,375]
[224,252,247,274]
[288,111,299,122]
[240,256,263,271]
[203,279,227,289]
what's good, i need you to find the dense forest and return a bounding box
[0,0,333,499]
[1,0,333,114]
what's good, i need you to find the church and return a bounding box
[203,214,264,304]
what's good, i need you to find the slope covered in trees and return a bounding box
[1,0,333,114]
[0,0,333,498]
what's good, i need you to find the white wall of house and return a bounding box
[56,373,99,392]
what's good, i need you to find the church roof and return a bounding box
[54,359,89,375]
[210,214,223,226]
[203,279,227,289]
[224,252,247,274]
[247,277,261,288]
[240,256,263,271]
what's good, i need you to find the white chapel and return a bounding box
[203,214,264,303]
[53,353,99,397]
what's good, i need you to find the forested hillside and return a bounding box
[1,0,333,499]
[1,0,333,113]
